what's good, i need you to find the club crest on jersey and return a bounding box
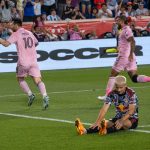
[117,104,125,112]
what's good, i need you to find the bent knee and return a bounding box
[33,77,42,85]
[131,75,138,83]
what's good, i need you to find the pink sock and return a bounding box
[19,79,32,95]
[37,82,47,97]
[137,75,150,82]
[106,77,116,95]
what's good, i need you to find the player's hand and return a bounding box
[90,122,100,129]
[115,119,123,129]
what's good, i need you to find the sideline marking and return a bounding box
[0,85,150,98]
[130,129,150,134]
[0,112,149,134]
[0,112,91,125]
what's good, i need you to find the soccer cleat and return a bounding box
[75,118,86,135]
[43,96,49,110]
[99,119,107,135]
[97,95,107,101]
[28,94,35,106]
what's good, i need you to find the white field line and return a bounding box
[0,112,91,125]
[138,125,150,128]
[130,129,150,134]
[0,85,150,98]
[0,112,150,134]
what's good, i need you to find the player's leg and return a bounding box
[29,64,49,109]
[99,117,136,135]
[122,118,138,130]
[105,118,138,135]
[18,77,35,106]
[98,68,119,100]
[128,70,150,83]
[17,77,31,95]
[75,118,102,135]
[127,58,150,83]
[32,77,49,109]
[106,69,119,95]
[99,118,119,135]
[82,120,114,135]
[98,57,124,100]
[16,65,35,106]
[75,118,122,136]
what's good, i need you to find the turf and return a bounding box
[0,65,150,150]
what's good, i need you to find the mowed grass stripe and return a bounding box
[0,85,150,98]
[0,112,150,134]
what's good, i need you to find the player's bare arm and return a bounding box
[91,103,110,129]
[127,36,135,61]
[0,38,11,47]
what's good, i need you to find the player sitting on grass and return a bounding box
[75,75,138,135]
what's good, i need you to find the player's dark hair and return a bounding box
[119,16,128,25]
[12,18,22,26]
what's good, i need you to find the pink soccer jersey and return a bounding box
[7,28,38,66]
[113,25,137,72]
[118,26,134,58]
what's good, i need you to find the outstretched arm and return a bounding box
[91,103,110,129]
[0,38,11,47]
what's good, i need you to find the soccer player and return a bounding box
[0,19,49,109]
[98,15,150,100]
[75,75,138,135]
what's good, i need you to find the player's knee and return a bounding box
[33,77,41,85]
[17,77,24,82]
[131,75,138,83]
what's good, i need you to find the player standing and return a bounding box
[75,75,138,135]
[98,15,150,100]
[0,19,49,109]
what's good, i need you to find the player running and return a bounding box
[98,15,150,100]
[75,75,138,135]
[0,19,49,109]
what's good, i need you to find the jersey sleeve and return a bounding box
[105,93,113,105]
[129,93,137,105]
[7,32,17,44]
[125,27,133,40]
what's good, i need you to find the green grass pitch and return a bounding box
[0,65,150,150]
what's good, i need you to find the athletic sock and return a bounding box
[106,77,116,95]
[137,75,150,83]
[86,126,99,134]
[19,79,32,96]
[107,125,124,134]
[37,82,47,97]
